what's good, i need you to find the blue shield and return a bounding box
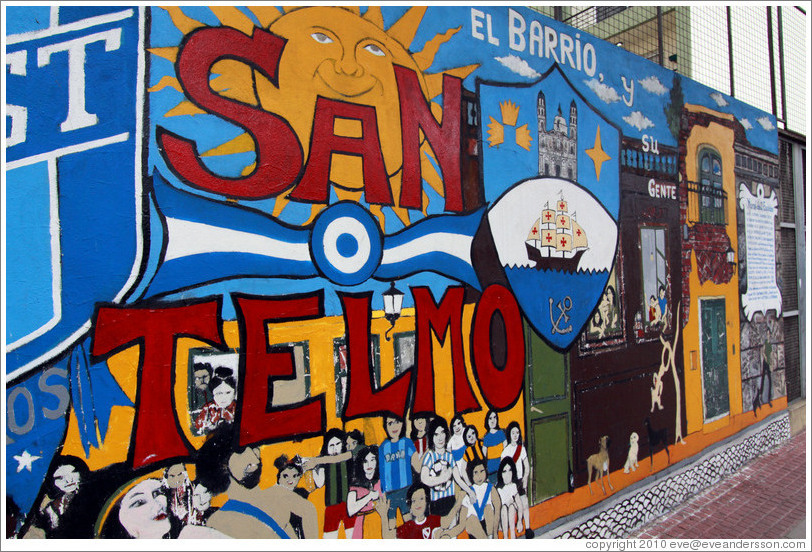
[478,65,621,350]
[5,7,145,378]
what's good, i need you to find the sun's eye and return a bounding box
[311,32,333,44]
[363,43,385,57]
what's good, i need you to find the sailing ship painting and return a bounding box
[526,194,589,273]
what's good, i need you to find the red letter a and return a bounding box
[291,98,391,205]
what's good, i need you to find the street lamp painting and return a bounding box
[726,245,736,266]
[383,281,404,341]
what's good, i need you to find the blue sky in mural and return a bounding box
[146,5,777,200]
[409,6,778,154]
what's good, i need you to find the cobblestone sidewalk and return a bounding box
[630,430,807,539]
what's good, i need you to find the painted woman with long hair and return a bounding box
[347,445,383,538]
[482,410,506,485]
[501,422,532,538]
[495,457,520,539]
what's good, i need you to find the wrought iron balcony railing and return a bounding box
[685,180,728,225]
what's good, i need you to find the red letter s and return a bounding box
[158,27,302,199]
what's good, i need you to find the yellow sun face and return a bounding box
[264,7,428,193]
[152,6,478,227]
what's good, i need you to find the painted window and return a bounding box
[583,261,624,347]
[187,348,240,437]
[187,343,311,436]
[393,331,416,376]
[698,148,725,224]
[638,226,670,336]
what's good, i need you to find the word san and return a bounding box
[91,285,526,469]
[471,8,598,77]
[158,26,463,212]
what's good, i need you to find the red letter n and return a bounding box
[395,65,462,212]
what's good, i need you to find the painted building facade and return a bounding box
[4,5,785,540]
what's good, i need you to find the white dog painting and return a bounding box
[623,432,639,473]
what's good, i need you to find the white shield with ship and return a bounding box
[478,64,621,350]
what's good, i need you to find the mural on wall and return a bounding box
[734,140,785,415]
[5,5,782,540]
[738,184,781,320]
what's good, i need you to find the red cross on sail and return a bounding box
[525,192,589,273]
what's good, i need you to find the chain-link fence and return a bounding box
[532,6,808,136]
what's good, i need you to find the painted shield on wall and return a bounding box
[5,7,145,379]
[478,64,621,350]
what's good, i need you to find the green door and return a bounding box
[700,298,730,420]
[524,322,572,504]
[530,416,569,502]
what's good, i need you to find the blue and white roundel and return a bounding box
[311,203,383,286]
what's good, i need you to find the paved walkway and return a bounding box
[629,430,808,539]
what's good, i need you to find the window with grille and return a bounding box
[596,6,628,23]
[697,148,726,224]
[778,136,802,402]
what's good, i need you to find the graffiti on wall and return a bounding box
[5,5,781,540]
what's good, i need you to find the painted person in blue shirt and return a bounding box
[482,410,507,485]
[378,415,420,524]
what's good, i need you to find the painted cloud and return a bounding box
[585,78,621,103]
[623,111,654,131]
[639,76,668,95]
[710,92,729,107]
[740,118,753,130]
[495,55,540,78]
[757,116,775,131]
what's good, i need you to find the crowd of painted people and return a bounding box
[301,410,534,539]
[10,408,534,539]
